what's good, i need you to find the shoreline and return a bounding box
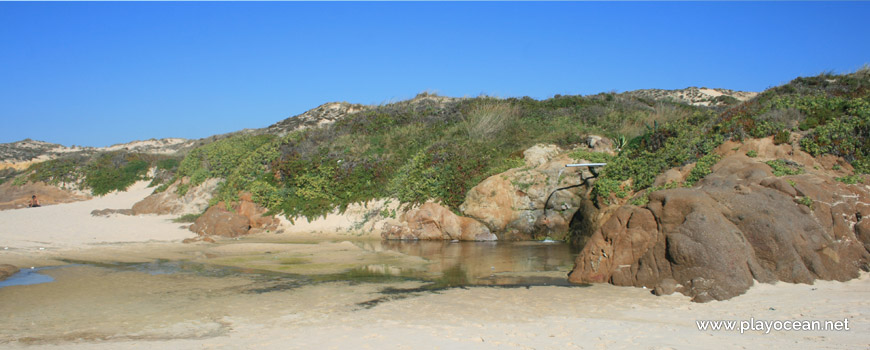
[0,184,868,349]
[3,270,867,349]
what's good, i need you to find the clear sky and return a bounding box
[1,2,868,147]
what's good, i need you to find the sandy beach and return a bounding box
[1,186,868,349]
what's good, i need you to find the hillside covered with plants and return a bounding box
[6,152,179,196]
[590,68,870,205]
[161,91,728,221]
[6,68,867,224]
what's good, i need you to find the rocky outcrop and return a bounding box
[131,178,220,216]
[0,181,90,210]
[0,264,19,282]
[189,192,279,237]
[569,153,870,302]
[382,202,496,241]
[460,142,608,240]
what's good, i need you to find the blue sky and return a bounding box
[1,2,868,147]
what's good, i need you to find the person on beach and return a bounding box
[29,195,40,208]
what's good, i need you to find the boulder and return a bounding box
[461,144,604,240]
[189,203,251,237]
[569,154,870,302]
[381,202,496,241]
[0,264,19,282]
[523,144,562,167]
[188,192,279,237]
[237,192,280,231]
[586,135,613,153]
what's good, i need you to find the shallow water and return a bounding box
[0,266,56,288]
[0,239,582,343]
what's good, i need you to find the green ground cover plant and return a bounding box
[11,69,867,223]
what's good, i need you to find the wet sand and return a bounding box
[2,262,867,349]
[1,185,868,349]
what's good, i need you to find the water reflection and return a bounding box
[354,240,579,286]
[5,240,580,293]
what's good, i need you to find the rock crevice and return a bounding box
[569,153,870,302]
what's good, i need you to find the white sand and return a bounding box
[0,181,192,250]
[7,273,868,350]
[0,184,867,349]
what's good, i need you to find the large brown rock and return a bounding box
[189,203,251,237]
[569,154,870,302]
[188,192,279,237]
[237,192,279,231]
[460,143,607,240]
[381,202,496,241]
[0,264,19,282]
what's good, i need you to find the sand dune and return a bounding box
[0,181,192,250]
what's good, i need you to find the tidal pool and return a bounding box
[0,266,57,288]
[0,239,583,344]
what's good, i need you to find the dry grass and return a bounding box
[462,100,519,141]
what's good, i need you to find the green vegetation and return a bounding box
[836,174,864,184]
[172,213,203,223]
[8,69,867,225]
[147,68,869,217]
[685,153,722,186]
[15,152,172,196]
[169,134,276,195]
[766,159,805,176]
[569,149,614,163]
[773,129,790,145]
[796,196,814,209]
[716,68,870,173]
[590,112,724,202]
[153,93,709,220]
[589,68,869,206]
[629,181,681,207]
[84,156,149,196]
[746,150,758,158]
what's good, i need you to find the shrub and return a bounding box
[685,154,721,186]
[569,150,614,164]
[835,175,863,184]
[591,112,723,201]
[591,177,628,205]
[460,99,518,140]
[629,181,681,207]
[773,130,791,145]
[766,159,805,176]
[173,134,275,195]
[746,150,758,158]
[84,156,149,196]
[172,213,202,223]
[156,158,180,170]
[796,196,813,209]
